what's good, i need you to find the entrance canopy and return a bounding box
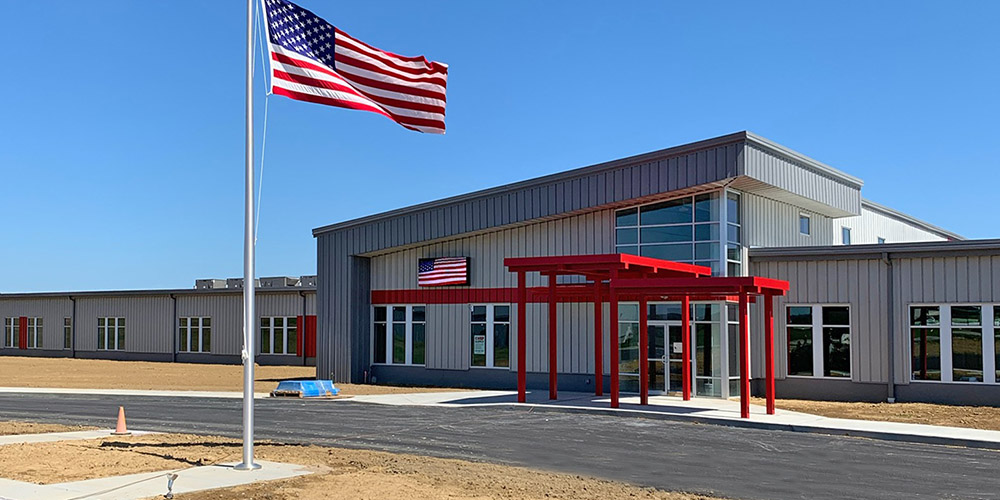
[503,253,789,419]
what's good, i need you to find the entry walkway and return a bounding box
[347,390,1000,450]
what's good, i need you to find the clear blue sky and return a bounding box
[2,1,998,292]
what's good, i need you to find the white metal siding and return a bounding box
[838,206,947,245]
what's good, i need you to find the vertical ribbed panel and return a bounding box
[749,258,890,384]
[741,143,861,216]
[838,206,947,245]
[75,295,174,353]
[176,295,240,355]
[0,298,73,350]
[892,255,999,384]
[743,193,835,247]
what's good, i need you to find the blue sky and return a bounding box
[2,1,998,292]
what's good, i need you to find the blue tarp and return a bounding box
[273,379,340,397]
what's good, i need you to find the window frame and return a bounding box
[98,317,126,351]
[179,316,212,353]
[3,317,19,348]
[784,304,853,379]
[25,317,42,349]
[908,303,997,385]
[841,227,851,245]
[260,316,298,355]
[63,317,72,350]
[370,305,426,366]
[799,213,811,236]
[470,304,511,369]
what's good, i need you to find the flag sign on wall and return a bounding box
[418,257,469,286]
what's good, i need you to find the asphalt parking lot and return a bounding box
[0,393,996,500]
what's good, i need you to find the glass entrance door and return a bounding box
[666,324,685,393]
[648,322,688,394]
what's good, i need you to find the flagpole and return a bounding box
[236,0,259,471]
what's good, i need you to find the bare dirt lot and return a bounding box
[751,397,1000,431]
[0,356,457,395]
[0,431,721,499]
[0,421,95,436]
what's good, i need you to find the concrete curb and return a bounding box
[495,403,1000,451]
[0,387,270,399]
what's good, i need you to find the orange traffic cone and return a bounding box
[111,406,131,436]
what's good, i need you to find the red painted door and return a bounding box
[18,316,27,350]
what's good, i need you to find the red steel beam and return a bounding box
[639,296,649,405]
[548,274,558,400]
[609,288,620,408]
[681,295,691,401]
[517,271,527,403]
[594,282,603,396]
[739,291,750,419]
[764,291,776,415]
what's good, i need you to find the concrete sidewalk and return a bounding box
[346,390,1000,450]
[0,386,270,399]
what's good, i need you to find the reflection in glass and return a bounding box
[952,328,983,382]
[911,327,941,380]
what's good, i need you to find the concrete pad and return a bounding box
[345,390,1000,449]
[0,387,269,399]
[0,429,158,446]
[0,460,311,500]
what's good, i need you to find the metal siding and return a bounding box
[743,193,835,248]
[839,205,947,245]
[749,258,890,384]
[75,295,173,353]
[176,295,240,355]
[0,297,73,350]
[740,144,861,217]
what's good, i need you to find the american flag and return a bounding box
[262,0,448,134]
[418,257,468,286]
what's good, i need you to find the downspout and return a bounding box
[69,296,77,358]
[300,290,307,367]
[170,294,177,363]
[882,252,896,403]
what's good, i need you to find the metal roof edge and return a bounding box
[0,286,317,300]
[743,132,864,189]
[861,198,964,241]
[312,131,752,236]
[748,238,1000,261]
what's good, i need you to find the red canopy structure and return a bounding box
[503,253,789,419]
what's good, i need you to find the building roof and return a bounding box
[748,238,1000,261]
[313,131,864,237]
[0,286,316,300]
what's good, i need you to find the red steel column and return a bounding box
[548,274,558,400]
[594,282,603,396]
[609,289,620,408]
[18,316,27,350]
[764,292,776,415]
[739,291,750,419]
[681,295,691,401]
[517,271,527,403]
[639,296,649,405]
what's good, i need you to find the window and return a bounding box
[63,317,72,349]
[3,318,18,348]
[25,317,42,349]
[372,305,425,365]
[260,316,297,355]
[877,237,886,244]
[98,317,125,351]
[179,317,212,353]
[470,305,510,368]
[910,306,941,380]
[841,227,851,245]
[694,304,722,396]
[786,305,851,378]
[951,306,982,382]
[799,214,811,236]
[726,192,742,277]
[910,305,993,383]
[614,191,740,277]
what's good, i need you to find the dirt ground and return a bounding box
[751,397,1000,431]
[0,356,458,395]
[0,431,721,500]
[0,421,95,436]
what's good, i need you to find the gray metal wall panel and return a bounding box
[0,297,73,350]
[741,143,861,216]
[839,206,947,245]
[748,258,890,384]
[370,210,616,291]
[891,255,999,385]
[176,295,240,356]
[75,295,173,353]
[743,193,835,247]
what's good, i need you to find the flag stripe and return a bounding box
[263,0,447,134]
